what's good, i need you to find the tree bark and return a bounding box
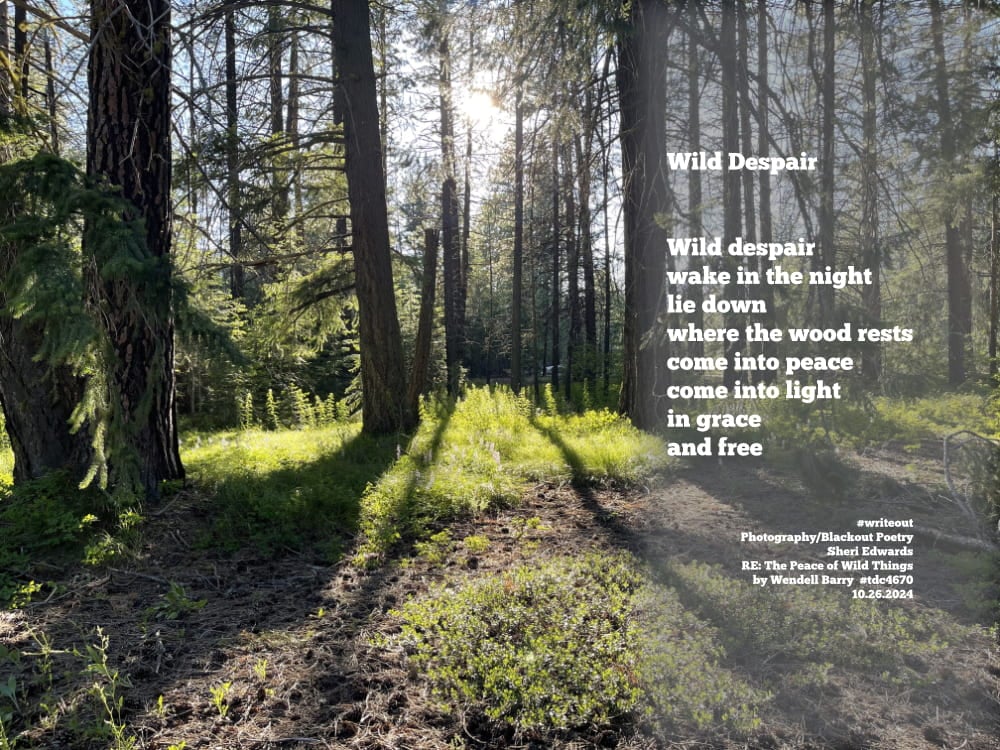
[511,79,524,393]
[408,228,438,416]
[13,0,25,100]
[0,318,91,483]
[859,0,881,384]
[0,16,91,483]
[0,165,92,482]
[225,8,244,298]
[564,142,579,403]
[617,0,670,428]
[991,144,1000,378]
[0,0,8,119]
[332,0,411,433]
[550,139,561,393]
[269,4,289,226]
[929,0,970,386]
[687,0,703,358]
[737,0,757,356]
[287,21,302,216]
[721,0,741,388]
[439,23,463,394]
[575,120,597,389]
[817,0,836,325]
[43,33,58,153]
[87,0,184,498]
[756,0,776,383]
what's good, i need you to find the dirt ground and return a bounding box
[2,441,998,749]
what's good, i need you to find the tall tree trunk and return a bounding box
[376,4,388,173]
[511,77,524,393]
[332,0,411,433]
[225,8,244,298]
[268,5,288,226]
[460,23,473,341]
[929,0,970,386]
[0,123,92,480]
[991,144,1000,378]
[599,48,613,397]
[617,0,670,428]
[442,175,462,393]
[43,33,57,153]
[187,43,198,216]
[859,0,881,384]
[87,0,184,498]
[331,0,348,247]
[13,0,25,100]
[439,22,463,394]
[576,104,597,388]
[287,22,302,217]
[817,0,836,325]
[721,0,742,388]
[529,195,540,399]
[737,0,756,267]
[408,228,438,415]
[0,0,8,119]
[564,142,579,403]
[756,0,776,383]
[0,317,91,483]
[687,0,704,358]
[550,139,561,393]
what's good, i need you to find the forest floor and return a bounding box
[1,433,999,749]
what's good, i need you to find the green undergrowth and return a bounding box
[181,422,375,558]
[658,560,965,681]
[388,553,766,738]
[761,391,997,450]
[389,553,980,742]
[181,386,667,562]
[355,387,668,562]
[0,473,123,608]
[0,456,11,491]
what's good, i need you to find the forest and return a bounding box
[0,1,999,748]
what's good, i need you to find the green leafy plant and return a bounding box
[238,391,256,430]
[0,473,106,605]
[660,560,958,678]
[83,628,136,750]
[209,682,233,718]
[389,553,763,736]
[265,388,281,430]
[462,534,490,554]
[414,529,453,564]
[145,583,207,621]
[252,658,268,682]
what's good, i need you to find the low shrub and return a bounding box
[390,553,765,737]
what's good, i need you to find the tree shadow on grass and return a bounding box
[520,425,998,748]
[0,405,464,749]
[527,414,650,553]
[194,427,399,560]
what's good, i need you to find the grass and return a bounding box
[760,391,998,450]
[1,389,996,749]
[0,387,667,604]
[181,422,380,558]
[180,386,668,562]
[353,387,668,561]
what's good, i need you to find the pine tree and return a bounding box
[86,0,184,498]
